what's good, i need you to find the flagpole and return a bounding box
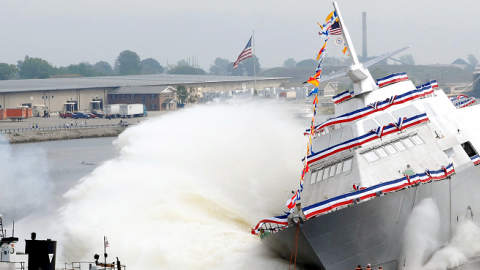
[104,236,106,269]
[253,30,257,94]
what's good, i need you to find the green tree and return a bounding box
[188,87,198,104]
[115,50,142,75]
[93,61,114,75]
[226,56,260,76]
[283,58,296,67]
[399,54,415,65]
[67,62,98,77]
[468,54,478,67]
[167,66,206,75]
[177,60,188,66]
[141,58,164,74]
[296,59,317,67]
[19,57,53,79]
[242,56,260,76]
[209,58,230,75]
[0,63,18,80]
[226,61,245,76]
[177,85,188,104]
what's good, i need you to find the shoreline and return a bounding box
[3,126,127,144]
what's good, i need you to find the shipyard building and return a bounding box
[0,74,289,115]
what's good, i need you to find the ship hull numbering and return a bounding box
[262,165,480,270]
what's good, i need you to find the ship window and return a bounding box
[402,138,415,148]
[362,151,379,162]
[316,169,324,182]
[461,141,478,158]
[323,167,330,180]
[310,171,318,184]
[336,163,343,175]
[385,145,398,155]
[363,119,378,134]
[411,135,424,145]
[343,159,352,172]
[394,141,407,151]
[376,148,389,158]
[329,164,336,177]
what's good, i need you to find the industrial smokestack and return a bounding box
[362,12,367,61]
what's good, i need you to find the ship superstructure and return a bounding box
[252,2,480,270]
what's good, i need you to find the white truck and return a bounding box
[119,104,148,118]
[104,104,124,118]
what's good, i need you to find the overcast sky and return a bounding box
[0,0,479,70]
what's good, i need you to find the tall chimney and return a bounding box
[362,12,367,61]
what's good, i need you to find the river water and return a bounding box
[1,137,117,223]
[11,137,117,200]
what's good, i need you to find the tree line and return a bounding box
[0,50,264,80]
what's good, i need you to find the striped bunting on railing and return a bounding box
[301,163,454,219]
[304,80,436,136]
[251,214,289,235]
[454,97,477,109]
[376,72,409,88]
[471,155,480,165]
[450,94,468,101]
[304,113,429,166]
[332,90,354,104]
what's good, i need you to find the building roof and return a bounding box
[162,99,175,104]
[0,74,290,93]
[111,85,176,94]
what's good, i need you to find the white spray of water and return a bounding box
[56,102,306,269]
[403,198,441,270]
[404,199,480,270]
[0,135,54,221]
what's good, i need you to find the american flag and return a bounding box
[330,21,342,35]
[233,36,253,69]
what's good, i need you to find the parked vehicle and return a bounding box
[91,112,103,118]
[0,108,32,121]
[119,104,148,118]
[72,112,90,119]
[104,104,124,118]
[60,112,74,119]
[86,113,98,118]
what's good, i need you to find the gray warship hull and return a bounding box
[262,166,480,270]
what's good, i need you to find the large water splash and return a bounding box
[404,199,480,270]
[57,102,306,269]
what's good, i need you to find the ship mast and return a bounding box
[332,2,378,95]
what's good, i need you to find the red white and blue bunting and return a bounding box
[450,95,469,101]
[332,90,354,104]
[301,163,454,219]
[376,72,409,88]
[251,214,289,235]
[252,163,455,234]
[304,80,436,136]
[304,113,429,166]
[454,97,477,109]
[471,155,480,165]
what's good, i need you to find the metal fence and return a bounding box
[0,124,127,134]
[62,261,126,270]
